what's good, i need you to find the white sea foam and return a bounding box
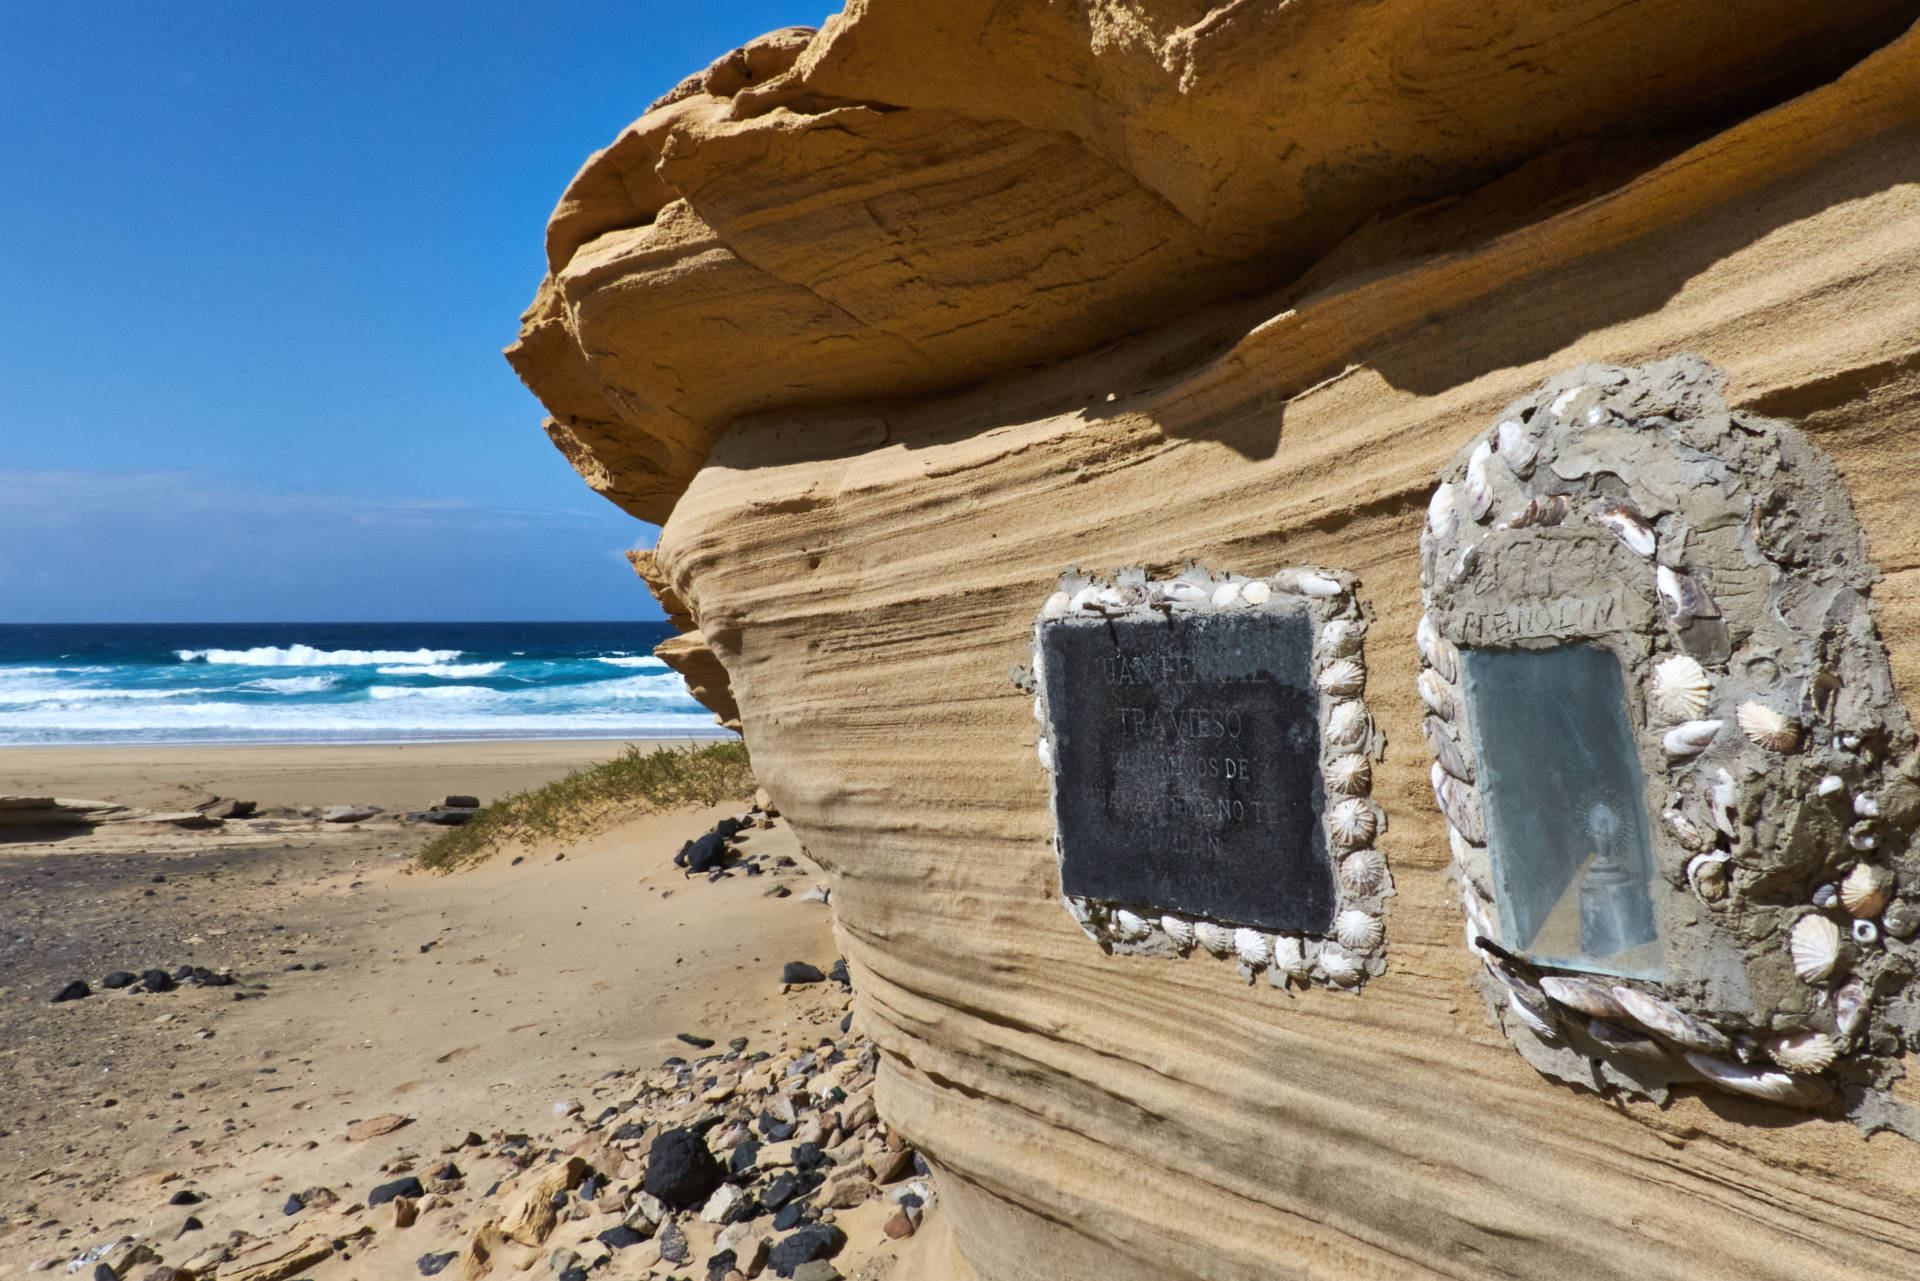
[374,662,505,678]
[367,684,498,701]
[595,655,668,669]
[239,675,339,695]
[176,645,464,667]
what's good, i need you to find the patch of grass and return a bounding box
[420,740,755,871]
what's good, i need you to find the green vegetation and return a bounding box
[420,740,755,870]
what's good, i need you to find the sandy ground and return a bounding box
[0,745,930,1279]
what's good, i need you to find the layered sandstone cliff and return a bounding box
[511,5,1920,1277]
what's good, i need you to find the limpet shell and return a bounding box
[1112,909,1152,942]
[1241,580,1273,606]
[1327,798,1377,849]
[1324,700,1369,750]
[1233,927,1272,968]
[1648,654,1711,723]
[1539,975,1626,1020]
[1041,591,1071,620]
[1415,614,1457,683]
[1417,668,1456,721]
[1326,753,1372,796]
[1320,619,1364,657]
[1682,1051,1830,1107]
[1333,909,1383,952]
[1339,848,1388,894]
[1661,719,1722,760]
[1210,582,1243,608]
[1464,440,1495,522]
[1766,1031,1839,1074]
[1788,914,1841,984]
[1317,944,1364,986]
[1610,986,1732,1055]
[1159,915,1195,950]
[1839,863,1894,919]
[1736,701,1801,752]
[1194,921,1236,957]
[1319,657,1366,698]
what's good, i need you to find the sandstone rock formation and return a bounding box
[511,5,1920,1277]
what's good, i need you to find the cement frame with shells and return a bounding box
[1419,355,1920,1134]
[1026,565,1391,991]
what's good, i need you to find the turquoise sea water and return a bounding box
[0,622,722,746]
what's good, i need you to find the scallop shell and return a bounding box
[1430,763,1485,844]
[1415,614,1457,683]
[1112,909,1152,942]
[1839,864,1894,919]
[1424,717,1474,784]
[1789,914,1841,984]
[1232,927,1272,968]
[1496,419,1538,477]
[1324,700,1369,750]
[1317,944,1364,986]
[1661,719,1722,760]
[1339,848,1388,895]
[1272,935,1308,979]
[1426,481,1460,543]
[1333,909,1384,952]
[1594,500,1656,557]
[1194,921,1236,957]
[1159,915,1195,950]
[1648,654,1711,723]
[1318,657,1366,697]
[1417,668,1456,721]
[1464,440,1495,522]
[1766,1031,1839,1073]
[1041,591,1071,620]
[1586,1018,1667,1061]
[1682,1051,1830,1107]
[1610,986,1732,1055]
[1736,701,1801,752]
[1241,580,1273,606]
[1209,582,1242,608]
[1327,798,1377,849]
[1320,619,1365,657]
[1539,975,1626,1020]
[1327,753,1372,796]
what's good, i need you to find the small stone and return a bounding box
[772,1201,807,1231]
[141,969,177,993]
[729,1036,750,1051]
[657,1219,691,1265]
[765,886,791,899]
[552,1099,583,1117]
[677,1032,716,1049]
[416,1251,457,1276]
[175,1215,205,1238]
[700,1182,750,1223]
[347,1112,411,1141]
[644,1126,724,1208]
[766,1224,847,1276]
[706,1249,739,1281]
[368,1175,425,1206]
[433,794,480,810]
[883,1209,916,1239]
[782,962,825,985]
[101,970,137,989]
[762,1172,799,1209]
[323,804,382,822]
[392,1196,418,1228]
[791,1262,842,1281]
[729,1138,762,1178]
[169,1189,203,1205]
[596,1224,644,1250]
[51,979,91,1003]
[868,1147,915,1183]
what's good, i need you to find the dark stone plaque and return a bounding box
[1041,609,1334,932]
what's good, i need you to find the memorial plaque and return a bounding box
[1040,608,1335,932]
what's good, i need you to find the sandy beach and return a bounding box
[0,743,935,1279]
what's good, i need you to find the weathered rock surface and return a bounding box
[512,5,1920,1278]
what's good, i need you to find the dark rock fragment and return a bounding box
[596,1224,644,1250]
[52,980,90,1003]
[781,962,824,985]
[643,1126,723,1208]
[169,1189,202,1205]
[101,971,137,989]
[657,1218,691,1264]
[369,1175,425,1206]
[416,1251,458,1276]
[676,1032,715,1049]
[767,1222,846,1276]
[729,1138,761,1178]
[141,969,177,993]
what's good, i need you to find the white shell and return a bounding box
[1097,582,1148,612]
[1835,979,1870,1041]
[1610,986,1731,1055]
[1817,774,1845,797]
[1460,886,1497,956]
[1063,896,1100,941]
[1240,580,1273,606]
[1789,914,1841,984]
[1281,570,1342,598]
[1415,614,1457,683]
[1210,582,1242,608]
[1736,701,1801,752]
[1112,909,1152,942]
[1853,918,1879,947]
[1037,739,1054,771]
[1839,863,1894,919]
[1194,921,1236,957]
[1320,619,1364,657]
[1539,975,1626,1020]
[1648,655,1711,723]
[1326,753,1371,797]
[1855,794,1880,818]
[1766,1031,1838,1073]
[1661,719,1722,759]
[1417,668,1456,721]
[1686,853,1730,902]
[1154,578,1210,606]
[1431,763,1485,844]
[1232,927,1272,968]
[1663,807,1711,852]
[1327,798,1377,848]
[1496,419,1537,477]
[1339,848,1388,894]
[1709,768,1740,838]
[1594,501,1656,557]
[1272,935,1308,979]
[1464,440,1495,522]
[1318,657,1366,697]
[1324,700,1369,750]
[1682,1051,1829,1106]
[1041,591,1071,619]
[1317,944,1364,986]
[1159,915,1195,950]
[1427,481,1460,540]
[1333,909,1383,952]
[1424,717,1474,783]
[1069,584,1103,613]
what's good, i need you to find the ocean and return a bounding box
[0,622,724,746]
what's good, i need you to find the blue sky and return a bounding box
[0,1,820,622]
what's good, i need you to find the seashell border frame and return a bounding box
[1417,355,1920,1133]
[1024,563,1391,991]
